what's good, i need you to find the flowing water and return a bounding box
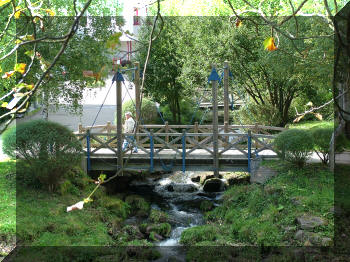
[128,171,223,261]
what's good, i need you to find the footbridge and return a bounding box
[75,122,286,173]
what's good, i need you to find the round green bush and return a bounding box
[2,120,83,191]
[274,129,314,167]
[115,98,159,125]
[310,127,333,164]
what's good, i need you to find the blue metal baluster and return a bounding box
[150,132,154,172]
[182,130,186,173]
[86,130,91,172]
[247,130,251,173]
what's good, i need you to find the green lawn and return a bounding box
[289,120,333,130]
[0,161,16,239]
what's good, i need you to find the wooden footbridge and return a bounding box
[76,122,286,173]
[77,61,286,175]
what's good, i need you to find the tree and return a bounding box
[136,17,184,123]
[0,0,124,132]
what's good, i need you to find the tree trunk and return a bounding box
[176,95,181,124]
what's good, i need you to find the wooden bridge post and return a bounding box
[134,61,140,144]
[247,130,252,173]
[106,121,111,134]
[254,122,259,149]
[194,121,199,143]
[182,129,186,173]
[210,65,219,177]
[224,121,229,147]
[116,72,123,174]
[224,61,229,147]
[165,121,169,143]
[149,130,154,172]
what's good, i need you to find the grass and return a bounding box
[181,161,334,249]
[289,120,333,130]
[0,161,16,239]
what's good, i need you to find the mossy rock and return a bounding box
[148,223,171,238]
[97,195,130,219]
[203,178,226,192]
[149,209,168,223]
[150,231,165,242]
[223,172,250,186]
[125,195,150,217]
[200,200,214,212]
[122,225,145,240]
[180,225,217,245]
[193,172,223,185]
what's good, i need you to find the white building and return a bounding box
[112,0,153,66]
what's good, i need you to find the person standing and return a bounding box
[122,112,138,153]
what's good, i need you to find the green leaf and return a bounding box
[24,50,35,57]
[98,173,107,183]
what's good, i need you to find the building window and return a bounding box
[133,8,140,25]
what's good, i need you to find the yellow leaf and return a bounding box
[314,113,323,121]
[306,101,313,107]
[14,10,21,19]
[15,39,22,44]
[293,115,304,123]
[1,102,8,108]
[45,9,55,16]
[14,63,27,74]
[26,84,34,90]
[18,108,27,113]
[235,19,242,27]
[263,37,278,51]
[0,0,11,7]
[2,71,15,79]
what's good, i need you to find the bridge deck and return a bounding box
[87,148,278,159]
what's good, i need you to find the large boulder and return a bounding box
[294,230,323,245]
[203,178,225,192]
[168,183,198,193]
[222,172,250,186]
[190,172,222,185]
[296,216,326,230]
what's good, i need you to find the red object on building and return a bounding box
[133,8,140,25]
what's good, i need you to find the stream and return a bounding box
[127,171,224,261]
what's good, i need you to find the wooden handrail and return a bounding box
[76,123,287,134]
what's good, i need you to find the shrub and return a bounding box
[231,102,284,127]
[311,127,333,164]
[274,129,314,167]
[160,98,203,124]
[114,98,159,124]
[2,120,83,191]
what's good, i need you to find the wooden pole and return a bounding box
[224,61,229,147]
[224,61,229,125]
[134,62,140,144]
[116,73,123,173]
[211,65,219,177]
